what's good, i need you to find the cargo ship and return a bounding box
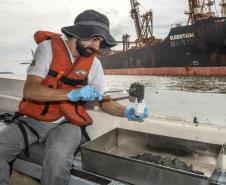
[100,0,226,76]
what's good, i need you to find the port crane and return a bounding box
[221,0,226,16]
[130,0,153,42]
[121,0,154,50]
[185,0,216,24]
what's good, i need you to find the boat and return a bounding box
[100,0,226,76]
[1,74,226,184]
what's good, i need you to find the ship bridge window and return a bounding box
[170,41,177,47]
[187,38,195,45]
[170,40,187,47]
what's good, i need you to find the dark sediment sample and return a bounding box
[127,82,144,102]
[130,153,204,175]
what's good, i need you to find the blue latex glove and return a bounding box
[124,106,149,122]
[68,85,103,102]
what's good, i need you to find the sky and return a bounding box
[0,0,221,74]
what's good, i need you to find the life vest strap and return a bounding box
[41,102,50,116]
[56,70,64,80]
[48,69,88,86]
[14,118,40,158]
[81,126,91,142]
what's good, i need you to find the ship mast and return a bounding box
[122,34,130,51]
[185,0,215,25]
[220,0,226,16]
[130,0,153,44]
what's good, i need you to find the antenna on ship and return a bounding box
[185,0,215,25]
[130,0,153,45]
[220,0,226,16]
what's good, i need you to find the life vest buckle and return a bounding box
[56,70,64,80]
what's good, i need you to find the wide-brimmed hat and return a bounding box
[61,10,117,49]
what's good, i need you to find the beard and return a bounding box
[76,40,95,57]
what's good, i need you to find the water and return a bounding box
[105,75,226,94]
[1,63,226,94]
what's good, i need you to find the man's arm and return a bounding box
[23,75,69,102]
[99,96,126,117]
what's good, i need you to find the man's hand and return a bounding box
[124,106,149,122]
[68,85,102,102]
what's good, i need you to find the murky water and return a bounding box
[105,75,226,94]
[1,63,226,94]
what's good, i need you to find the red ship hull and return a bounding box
[104,67,226,76]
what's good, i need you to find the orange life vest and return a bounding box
[18,31,95,126]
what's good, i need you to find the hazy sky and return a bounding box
[0,0,220,73]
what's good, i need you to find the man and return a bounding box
[0,10,148,185]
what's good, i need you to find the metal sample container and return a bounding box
[81,128,226,185]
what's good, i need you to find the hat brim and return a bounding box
[61,24,117,49]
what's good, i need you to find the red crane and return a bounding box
[185,0,215,24]
[220,0,226,16]
[130,0,153,43]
